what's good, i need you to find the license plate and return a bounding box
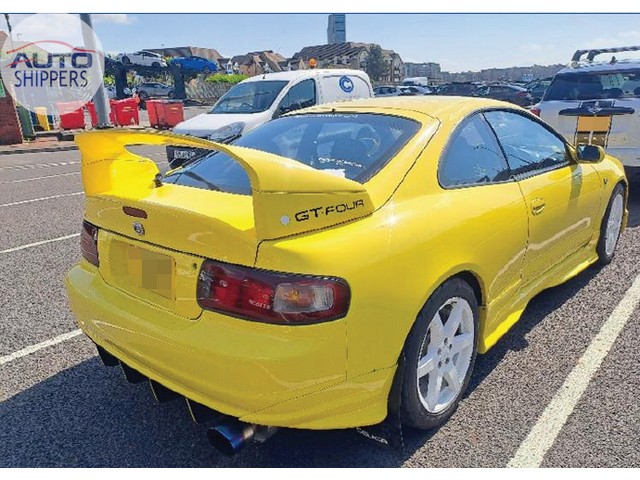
[127,246,175,299]
[173,148,197,160]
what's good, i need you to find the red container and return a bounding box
[110,98,139,126]
[86,102,98,127]
[147,100,184,129]
[56,102,86,130]
[161,100,184,128]
[146,99,162,128]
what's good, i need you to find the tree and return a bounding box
[365,45,389,82]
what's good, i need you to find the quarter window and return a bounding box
[439,114,511,187]
[483,111,568,176]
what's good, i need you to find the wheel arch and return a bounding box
[387,267,485,420]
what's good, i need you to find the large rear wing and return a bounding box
[75,129,375,240]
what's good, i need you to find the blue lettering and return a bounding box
[32,53,52,68]
[71,52,92,68]
[10,53,32,68]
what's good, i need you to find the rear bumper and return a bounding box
[65,262,394,429]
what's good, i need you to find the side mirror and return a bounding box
[576,144,605,162]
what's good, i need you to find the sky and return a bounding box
[3,13,640,72]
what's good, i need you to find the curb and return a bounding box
[0,145,78,156]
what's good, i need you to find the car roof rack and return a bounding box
[571,46,640,63]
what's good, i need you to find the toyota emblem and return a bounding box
[133,222,145,236]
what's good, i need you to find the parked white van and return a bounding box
[169,69,374,164]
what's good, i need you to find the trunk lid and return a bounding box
[76,129,374,317]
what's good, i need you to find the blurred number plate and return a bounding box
[173,148,198,160]
[128,246,175,299]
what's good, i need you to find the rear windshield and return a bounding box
[544,69,640,100]
[164,113,420,195]
[209,80,288,114]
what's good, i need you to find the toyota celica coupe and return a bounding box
[66,96,627,455]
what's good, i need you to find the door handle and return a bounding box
[531,198,546,215]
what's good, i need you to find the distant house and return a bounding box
[145,46,224,69]
[292,42,403,83]
[227,50,306,76]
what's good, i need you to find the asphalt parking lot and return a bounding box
[0,145,639,467]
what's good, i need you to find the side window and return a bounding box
[439,114,511,187]
[278,79,316,114]
[483,111,568,176]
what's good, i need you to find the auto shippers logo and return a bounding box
[0,14,105,114]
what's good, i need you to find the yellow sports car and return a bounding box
[66,97,627,454]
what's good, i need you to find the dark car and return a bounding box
[477,83,534,107]
[525,78,553,104]
[434,82,481,97]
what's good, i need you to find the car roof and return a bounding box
[557,59,640,74]
[300,96,521,122]
[242,69,368,83]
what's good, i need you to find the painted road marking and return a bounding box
[0,192,83,208]
[0,233,80,255]
[0,330,83,366]
[508,273,640,468]
[0,171,80,185]
[0,160,80,171]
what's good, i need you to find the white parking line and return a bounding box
[508,274,640,468]
[0,233,80,255]
[0,329,83,366]
[0,192,83,208]
[0,160,79,172]
[0,171,80,185]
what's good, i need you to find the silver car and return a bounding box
[135,82,175,100]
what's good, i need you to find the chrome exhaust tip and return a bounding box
[207,420,279,456]
[207,421,256,456]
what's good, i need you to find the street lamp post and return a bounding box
[79,13,110,128]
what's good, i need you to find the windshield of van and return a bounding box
[208,80,288,114]
[544,69,640,100]
[163,113,421,195]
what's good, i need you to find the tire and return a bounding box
[138,91,148,100]
[203,66,211,75]
[167,90,174,99]
[597,183,625,265]
[152,62,160,68]
[398,278,479,430]
[121,56,130,65]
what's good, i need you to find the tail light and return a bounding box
[530,106,541,117]
[197,260,350,325]
[81,220,99,267]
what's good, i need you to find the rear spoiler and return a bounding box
[75,129,374,240]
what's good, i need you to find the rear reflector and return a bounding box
[197,260,350,325]
[80,221,99,267]
[122,206,148,219]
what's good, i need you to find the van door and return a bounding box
[318,74,373,103]
[274,78,317,117]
